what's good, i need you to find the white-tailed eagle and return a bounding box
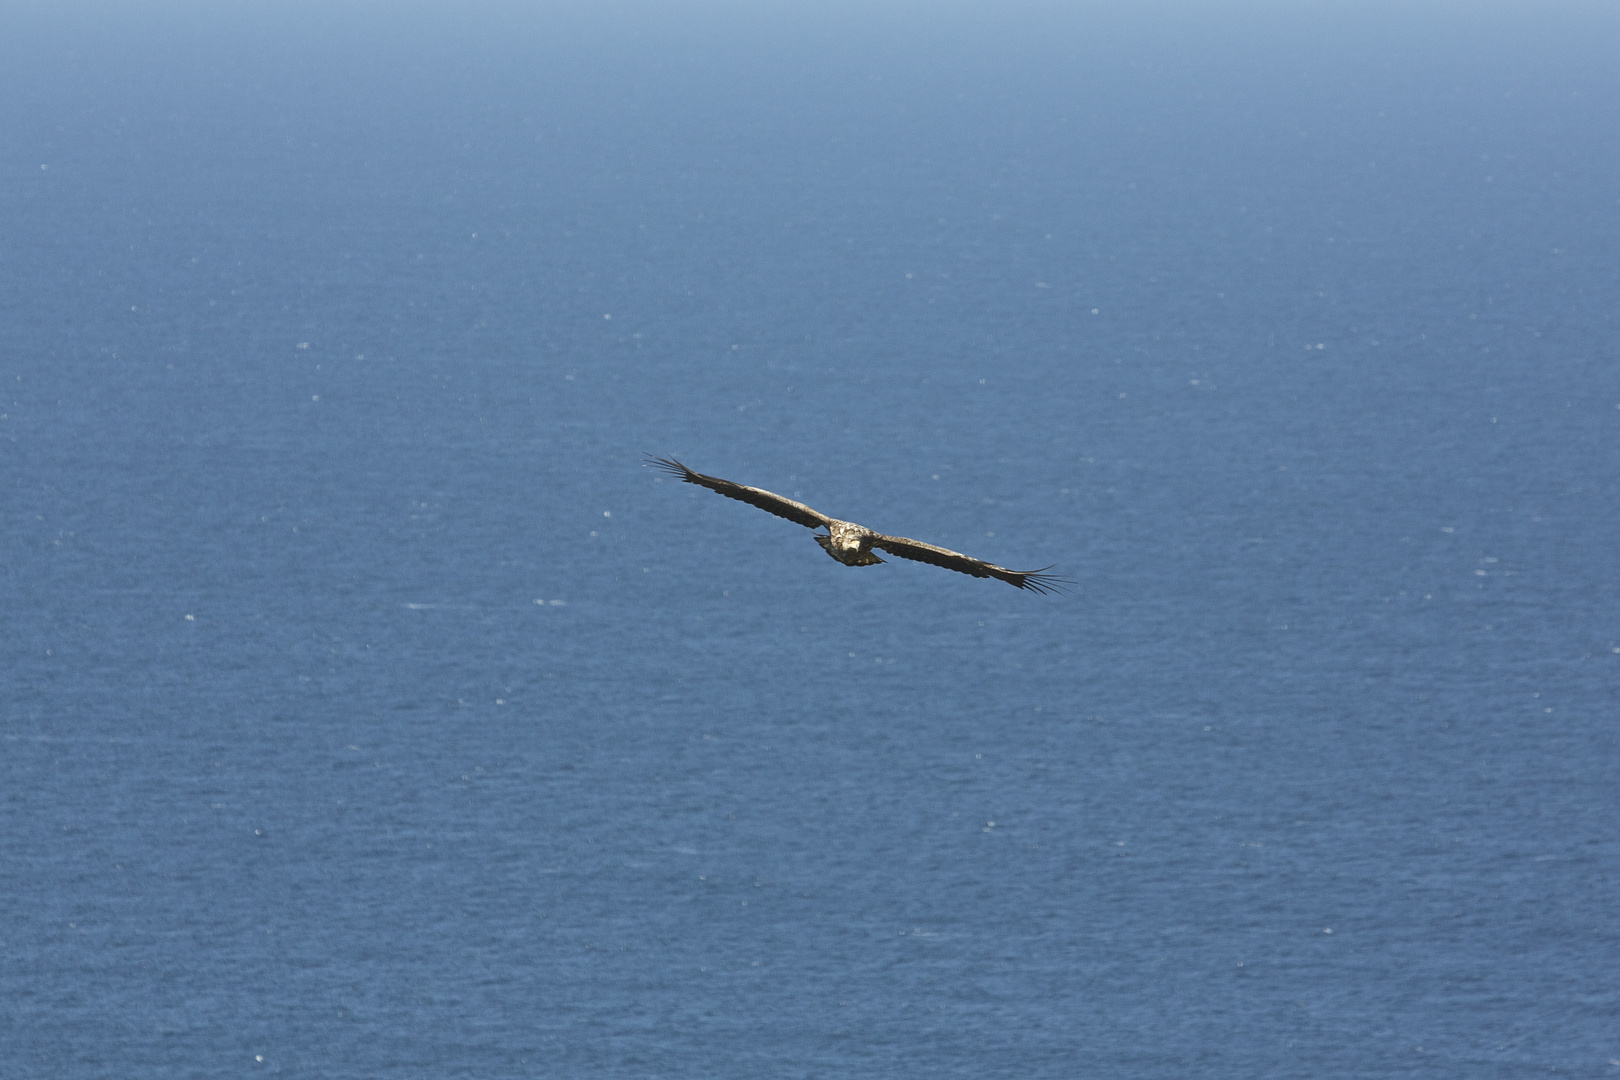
[647,456,1070,594]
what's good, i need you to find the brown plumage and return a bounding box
[646,456,1070,594]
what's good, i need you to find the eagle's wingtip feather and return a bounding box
[1006,566,1074,595]
[643,454,692,480]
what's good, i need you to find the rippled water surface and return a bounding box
[3,3,1618,1077]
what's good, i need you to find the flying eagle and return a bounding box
[647,456,1070,594]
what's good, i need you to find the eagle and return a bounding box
[647,456,1070,594]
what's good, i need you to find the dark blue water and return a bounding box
[4,3,1618,1076]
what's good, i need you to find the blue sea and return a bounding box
[3,2,1617,1076]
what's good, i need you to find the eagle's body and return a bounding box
[647,456,1069,594]
[817,520,887,566]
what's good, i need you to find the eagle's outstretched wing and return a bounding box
[869,533,1072,594]
[645,456,833,530]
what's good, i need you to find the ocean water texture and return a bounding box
[2,3,1618,1076]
